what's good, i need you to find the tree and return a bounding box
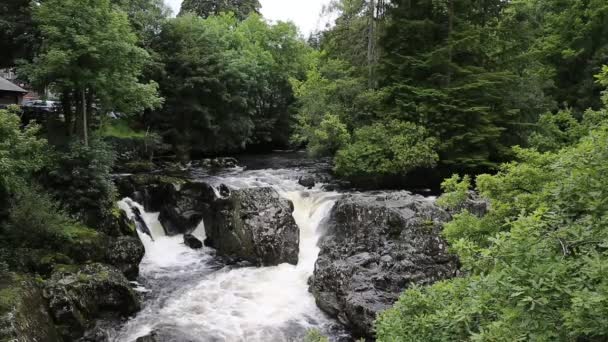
[180,0,260,20]
[335,120,438,177]
[151,13,310,157]
[24,0,162,145]
[0,0,38,67]
[379,0,528,172]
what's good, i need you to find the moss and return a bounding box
[0,283,20,312]
[100,119,146,139]
[123,160,155,173]
[61,224,100,243]
[53,264,81,274]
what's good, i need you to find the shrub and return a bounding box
[0,106,48,195]
[44,137,117,228]
[376,124,608,341]
[307,114,350,157]
[4,185,74,249]
[334,120,438,177]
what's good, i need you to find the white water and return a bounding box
[113,168,343,342]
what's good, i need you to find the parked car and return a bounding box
[22,100,60,123]
[23,100,59,112]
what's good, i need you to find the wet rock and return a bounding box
[79,326,109,342]
[0,273,62,342]
[113,174,184,212]
[106,236,145,280]
[219,183,231,198]
[183,234,203,249]
[310,192,459,338]
[158,182,215,236]
[298,176,316,189]
[193,157,239,169]
[44,263,140,341]
[135,331,158,342]
[99,208,138,237]
[204,187,299,266]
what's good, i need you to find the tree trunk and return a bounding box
[82,88,88,147]
[446,0,454,86]
[61,90,74,137]
[367,0,376,88]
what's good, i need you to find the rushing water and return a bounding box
[112,157,346,342]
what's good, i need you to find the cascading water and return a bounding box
[111,162,345,342]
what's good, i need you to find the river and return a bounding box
[111,153,349,341]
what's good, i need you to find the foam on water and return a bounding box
[113,168,343,342]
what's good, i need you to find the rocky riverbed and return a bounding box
[2,152,466,341]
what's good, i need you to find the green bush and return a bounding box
[334,120,438,178]
[0,106,48,195]
[376,124,608,341]
[307,114,350,157]
[44,138,117,228]
[3,186,74,249]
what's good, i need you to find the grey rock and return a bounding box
[135,331,157,342]
[106,236,145,280]
[0,273,61,342]
[184,234,203,249]
[298,176,316,189]
[158,182,215,236]
[203,187,300,266]
[310,192,459,338]
[44,263,140,341]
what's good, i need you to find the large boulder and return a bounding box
[204,187,300,266]
[44,263,140,341]
[113,174,184,212]
[158,182,216,236]
[106,236,145,280]
[310,192,459,338]
[298,175,316,189]
[0,273,62,342]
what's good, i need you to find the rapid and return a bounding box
[110,155,347,341]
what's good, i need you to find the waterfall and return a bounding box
[112,168,343,342]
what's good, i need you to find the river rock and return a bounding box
[158,182,215,236]
[44,263,141,341]
[184,234,203,249]
[298,175,316,189]
[106,236,145,280]
[203,187,299,266]
[114,174,184,212]
[0,273,62,342]
[192,157,239,169]
[135,331,158,342]
[310,192,459,338]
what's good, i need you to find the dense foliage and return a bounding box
[292,0,608,184]
[150,13,311,157]
[23,0,162,143]
[180,0,260,20]
[376,71,608,341]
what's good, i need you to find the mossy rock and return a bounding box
[0,248,74,277]
[0,272,61,342]
[43,263,141,341]
[121,160,156,173]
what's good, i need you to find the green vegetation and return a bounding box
[375,72,608,341]
[293,0,608,185]
[148,12,311,157]
[180,0,260,19]
[2,0,608,340]
[100,119,147,139]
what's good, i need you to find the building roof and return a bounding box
[0,76,27,93]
